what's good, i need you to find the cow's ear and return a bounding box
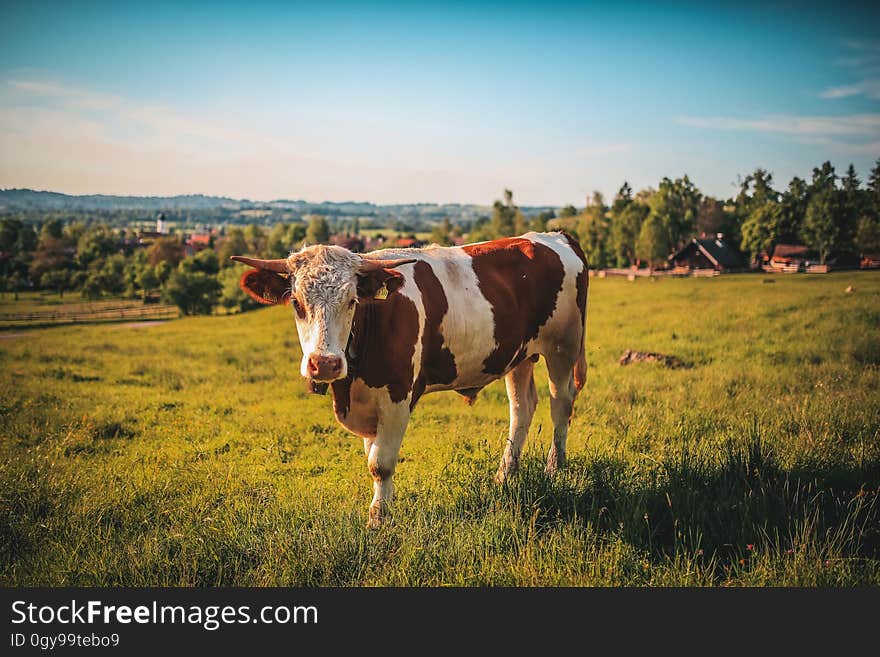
[239,270,292,305]
[356,268,405,298]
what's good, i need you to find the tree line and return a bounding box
[0,219,311,314]
[1,159,879,315]
[462,158,880,268]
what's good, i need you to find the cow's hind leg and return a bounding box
[366,399,410,528]
[494,357,537,484]
[545,351,579,475]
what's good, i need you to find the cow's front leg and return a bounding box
[366,399,410,528]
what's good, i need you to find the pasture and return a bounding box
[1,272,878,586]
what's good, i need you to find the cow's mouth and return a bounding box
[307,379,330,395]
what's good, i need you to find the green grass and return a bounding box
[1,272,879,586]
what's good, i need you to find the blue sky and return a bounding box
[0,1,878,204]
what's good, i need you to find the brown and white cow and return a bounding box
[232,231,588,527]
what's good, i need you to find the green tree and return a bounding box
[39,218,64,240]
[0,218,35,279]
[219,266,259,313]
[855,216,880,256]
[162,266,221,315]
[530,210,555,232]
[801,161,845,264]
[696,197,725,236]
[40,269,71,298]
[736,168,778,215]
[841,163,864,247]
[306,215,330,244]
[740,202,784,260]
[558,204,578,219]
[154,261,173,286]
[489,189,523,238]
[147,236,183,268]
[645,176,701,257]
[29,235,72,285]
[77,224,118,268]
[62,221,87,248]
[136,264,160,301]
[0,218,23,255]
[180,248,219,275]
[778,177,808,244]
[868,157,880,216]
[576,191,610,268]
[429,218,454,246]
[81,254,127,299]
[609,201,649,267]
[635,213,670,269]
[266,223,306,258]
[244,224,267,255]
[802,191,839,264]
[218,227,250,265]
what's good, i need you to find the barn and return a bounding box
[767,244,810,272]
[669,234,745,272]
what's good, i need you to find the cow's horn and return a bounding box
[229,256,289,273]
[358,257,418,273]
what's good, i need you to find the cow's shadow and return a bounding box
[460,440,880,565]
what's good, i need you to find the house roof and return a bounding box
[670,237,744,269]
[187,234,211,245]
[772,244,809,259]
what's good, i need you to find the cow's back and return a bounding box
[367,231,587,399]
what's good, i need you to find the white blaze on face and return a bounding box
[287,246,362,381]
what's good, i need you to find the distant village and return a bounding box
[141,211,878,282]
[2,158,879,314]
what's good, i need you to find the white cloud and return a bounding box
[678,113,880,158]
[679,113,880,137]
[823,39,880,101]
[820,79,880,101]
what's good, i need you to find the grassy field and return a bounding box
[1,271,879,586]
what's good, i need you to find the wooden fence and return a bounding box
[593,268,720,279]
[0,304,179,326]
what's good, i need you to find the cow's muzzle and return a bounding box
[306,353,345,382]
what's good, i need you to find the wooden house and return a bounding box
[669,234,745,272]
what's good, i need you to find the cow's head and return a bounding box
[231,245,415,382]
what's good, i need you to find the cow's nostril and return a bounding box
[307,354,343,380]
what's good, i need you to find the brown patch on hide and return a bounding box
[412,260,457,386]
[462,237,565,375]
[347,291,420,404]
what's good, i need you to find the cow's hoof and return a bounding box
[367,505,386,529]
[544,459,566,476]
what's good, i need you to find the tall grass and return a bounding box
[1,271,878,585]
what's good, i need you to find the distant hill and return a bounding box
[0,189,241,212]
[0,189,554,220]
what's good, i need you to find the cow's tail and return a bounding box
[558,230,589,393]
[574,333,587,393]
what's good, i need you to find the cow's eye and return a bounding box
[348,299,357,310]
[292,298,306,318]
